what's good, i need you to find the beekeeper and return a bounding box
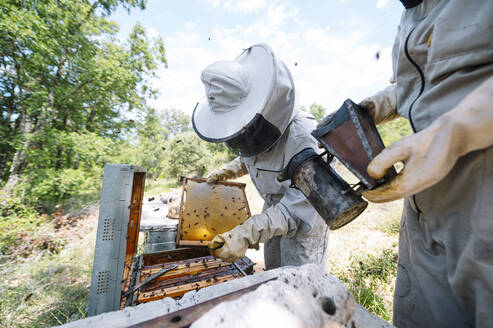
[356,0,493,326]
[192,43,330,270]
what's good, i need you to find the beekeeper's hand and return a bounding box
[359,84,399,125]
[363,76,493,202]
[206,157,248,184]
[209,207,290,263]
[316,84,398,130]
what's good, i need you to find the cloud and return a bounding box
[376,0,389,9]
[148,1,393,116]
[185,21,199,30]
[206,0,221,7]
[207,0,267,12]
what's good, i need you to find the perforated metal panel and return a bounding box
[88,164,146,316]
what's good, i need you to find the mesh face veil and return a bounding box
[193,43,296,157]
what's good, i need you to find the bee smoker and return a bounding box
[278,99,396,230]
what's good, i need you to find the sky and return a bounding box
[111,0,404,116]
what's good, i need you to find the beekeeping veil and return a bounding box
[192,43,297,156]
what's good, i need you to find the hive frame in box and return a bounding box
[176,177,251,247]
[89,167,256,315]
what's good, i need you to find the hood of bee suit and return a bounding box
[192,43,297,157]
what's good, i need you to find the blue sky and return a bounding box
[111,0,404,115]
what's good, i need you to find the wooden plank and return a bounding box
[137,273,242,302]
[120,172,146,308]
[142,256,221,271]
[130,279,275,328]
[177,240,210,247]
[175,177,187,245]
[142,247,209,266]
[186,176,246,188]
[140,257,226,277]
[139,262,230,285]
[141,266,238,292]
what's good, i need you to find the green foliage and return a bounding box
[309,103,326,122]
[300,103,327,122]
[0,230,94,327]
[0,193,51,255]
[127,108,193,181]
[161,131,230,182]
[377,118,412,146]
[161,108,191,138]
[0,0,166,210]
[333,248,398,322]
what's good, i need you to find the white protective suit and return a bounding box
[195,44,330,270]
[211,111,330,270]
[361,0,493,326]
[240,111,330,270]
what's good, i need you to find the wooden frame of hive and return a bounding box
[176,177,251,247]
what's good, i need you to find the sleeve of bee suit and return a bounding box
[206,156,248,184]
[208,206,297,263]
[359,84,400,125]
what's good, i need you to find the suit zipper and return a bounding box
[404,26,424,216]
[404,26,425,134]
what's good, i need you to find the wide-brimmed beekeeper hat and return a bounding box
[192,43,296,157]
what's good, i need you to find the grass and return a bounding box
[0,167,403,327]
[0,208,96,328]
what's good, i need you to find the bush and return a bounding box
[333,248,398,322]
[161,131,232,183]
[0,194,52,256]
[377,118,412,146]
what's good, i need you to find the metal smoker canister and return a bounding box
[312,99,397,189]
[279,148,367,230]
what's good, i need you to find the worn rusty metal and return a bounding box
[312,99,397,189]
[176,177,251,247]
[286,149,367,230]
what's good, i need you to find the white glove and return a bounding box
[208,206,291,263]
[363,76,493,203]
[206,157,248,184]
[359,84,399,125]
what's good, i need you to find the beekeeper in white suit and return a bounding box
[353,0,493,326]
[192,43,330,270]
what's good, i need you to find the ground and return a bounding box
[0,163,402,327]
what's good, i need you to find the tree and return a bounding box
[308,103,326,122]
[300,103,326,122]
[0,0,166,206]
[161,108,191,139]
[161,131,215,180]
[132,108,190,180]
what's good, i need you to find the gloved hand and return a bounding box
[359,84,399,125]
[206,157,248,184]
[208,206,291,263]
[363,76,493,202]
[317,84,398,130]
